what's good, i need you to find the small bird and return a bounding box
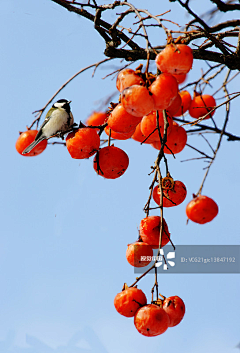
[23,99,74,154]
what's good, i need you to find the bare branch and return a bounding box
[209,0,240,12]
[29,58,112,128]
[51,0,140,50]
[197,69,232,194]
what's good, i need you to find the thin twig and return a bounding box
[197,69,232,194]
[29,58,112,129]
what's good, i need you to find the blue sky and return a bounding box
[1,1,240,352]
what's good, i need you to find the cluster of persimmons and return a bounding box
[16,43,219,336]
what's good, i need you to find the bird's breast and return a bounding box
[42,108,74,137]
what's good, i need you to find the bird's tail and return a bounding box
[22,137,46,154]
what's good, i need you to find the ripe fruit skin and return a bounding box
[107,103,142,133]
[121,85,155,117]
[173,73,187,84]
[16,130,47,157]
[163,296,185,327]
[153,180,187,207]
[167,93,182,116]
[149,73,178,110]
[140,111,173,143]
[114,287,147,317]
[186,195,218,224]
[189,94,216,119]
[105,126,134,140]
[93,146,129,179]
[151,121,187,154]
[116,69,144,92]
[140,216,170,249]
[134,304,170,337]
[155,44,193,75]
[173,90,192,117]
[126,242,153,267]
[66,128,100,159]
[131,123,152,144]
[86,111,108,126]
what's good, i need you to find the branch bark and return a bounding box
[104,46,240,70]
[210,0,240,12]
[51,0,240,70]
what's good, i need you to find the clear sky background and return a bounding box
[1,1,240,352]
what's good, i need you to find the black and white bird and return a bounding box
[23,99,74,154]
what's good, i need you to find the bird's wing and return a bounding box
[34,109,53,140]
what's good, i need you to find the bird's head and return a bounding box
[53,99,72,113]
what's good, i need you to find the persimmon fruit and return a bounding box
[149,73,178,110]
[140,111,173,143]
[151,121,187,154]
[114,287,147,317]
[86,111,108,127]
[140,216,170,249]
[126,242,153,268]
[107,103,141,133]
[189,94,216,119]
[134,304,170,336]
[121,85,155,117]
[155,44,193,75]
[172,73,187,84]
[163,296,186,327]
[167,93,182,116]
[153,180,187,207]
[16,130,47,157]
[173,90,192,117]
[93,146,129,179]
[66,128,100,159]
[116,69,144,92]
[186,195,218,224]
[131,123,152,144]
[104,126,134,140]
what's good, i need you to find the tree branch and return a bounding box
[104,46,240,70]
[209,0,240,12]
[51,0,140,50]
[51,0,240,70]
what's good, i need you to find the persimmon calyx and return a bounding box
[162,175,174,190]
[122,283,129,291]
[151,299,164,307]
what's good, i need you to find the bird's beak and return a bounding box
[68,100,72,104]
